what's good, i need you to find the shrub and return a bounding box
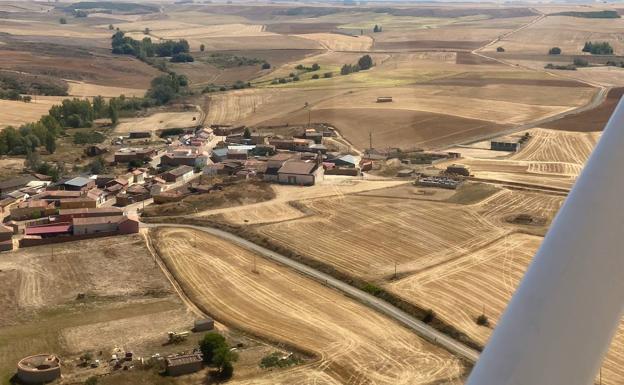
[311,63,320,71]
[278,78,287,84]
[496,46,505,52]
[293,76,300,81]
[422,309,435,323]
[262,62,271,69]
[170,53,194,63]
[362,283,383,296]
[323,72,333,78]
[476,314,490,326]
[548,47,562,55]
[59,17,67,24]
[289,72,296,77]
[160,127,185,137]
[200,44,205,51]
[358,54,373,70]
[311,74,319,79]
[573,57,589,67]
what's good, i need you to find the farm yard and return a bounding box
[150,227,467,385]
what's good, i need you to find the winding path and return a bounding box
[141,222,480,363]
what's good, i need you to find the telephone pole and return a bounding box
[369,130,373,150]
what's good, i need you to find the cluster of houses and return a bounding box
[204,125,362,185]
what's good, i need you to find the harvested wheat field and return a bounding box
[255,195,508,281]
[294,33,373,51]
[67,80,146,98]
[0,96,64,128]
[150,227,466,385]
[115,110,201,134]
[388,233,542,345]
[511,127,600,165]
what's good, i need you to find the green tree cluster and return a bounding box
[199,333,238,379]
[111,31,191,61]
[145,73,189,105]
[340,54,374,75]
[582,41,614,55]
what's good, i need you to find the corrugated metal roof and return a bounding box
[64,177,92,187]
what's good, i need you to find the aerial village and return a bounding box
[0,121,525,253]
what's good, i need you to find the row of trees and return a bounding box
[111,31,192,61]
[582,41,614,55]
[0,111,61,156]
[340,54,374,75]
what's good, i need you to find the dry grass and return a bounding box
[0,96,65,128]
[67,80,146,98]
[151,227,466,385]
[293,33,373,51]
[115,110,201,134]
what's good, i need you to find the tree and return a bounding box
[373,24,380,33]
[311,74,319,79]
[89,157,105,174]
[476,314,490,326]
[85,376,98,385]
[45,132,56,154]
[108,101,118,125]
[548,47,562,55]
[311,63,320,71]
[26,150,40,170]
[323,72,333,78]
[219,361,234,379]
[199,333,227,364]
[261,62,270,69]
[213,346,238,377]
[108,24,114,30]
[357,54,373,70]
[59,17,67,24]
[496,46,505,52]
[243,127,251,139]
[200,44,205,52]
[144,27,150,35]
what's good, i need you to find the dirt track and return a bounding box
[150,227,466,385]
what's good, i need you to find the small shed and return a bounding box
[194,318,215,332]
[397,169,415,178]
[165,354,203,376]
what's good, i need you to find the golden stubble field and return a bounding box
[150,227,466,385]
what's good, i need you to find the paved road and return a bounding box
[142,222,480,363]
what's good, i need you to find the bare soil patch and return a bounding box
[543,87,624,132]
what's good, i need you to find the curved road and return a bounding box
[142,222,480,363]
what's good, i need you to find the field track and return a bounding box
[150,227,466,385]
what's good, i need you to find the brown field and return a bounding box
[0,47,160,88]
[260,107,511,150]
[151,227,466,385]
[265,22,340,34]
[375,40,485,51]
[543,87,624,132]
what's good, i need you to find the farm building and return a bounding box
[0,225,13,252]
[161,148,208,169]
[61,177,95,192]
[57,207,123,222]
[116,184,151,206]
[94,175,116,188]
[72,215,139,236]
[227,147,250,160]
[33,190,83,203]
[86,188,107,206]
[491,136,524,152]
[376,96,393,103]
[162,166,194,183]
[269,138,312,152]
[277,161,323,186]
[397,169,415,178]
[128,132,151,139]
[25,223,72,238]
[328,154,357,168]
[446,164,471,176]
[0,176,37,197]
[210,148,228,163]
[165,354,203,376]
[193,318,215,332]
[264,153,300,182]
[59,198,97,210]
[114,148,155,163]
[212,125,244,136]
[10,200,55,220]
[17,354,61,384]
